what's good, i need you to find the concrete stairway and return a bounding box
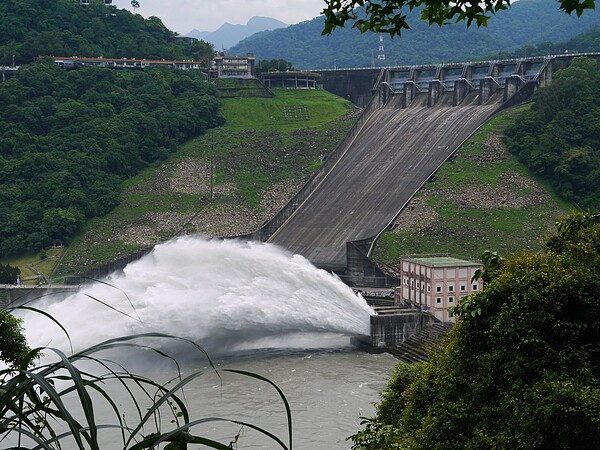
[388,322,454,363]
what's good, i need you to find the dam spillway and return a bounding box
[268,90,504,270]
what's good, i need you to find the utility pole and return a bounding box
[210,129,214,201]
[12,55,15,67]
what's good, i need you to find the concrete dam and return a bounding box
[250,56,580,281]
[269,90,502,269]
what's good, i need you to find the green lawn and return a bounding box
[1,248,65,285]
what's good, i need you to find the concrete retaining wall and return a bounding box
[0,286,79,308]
[369,311,436,348]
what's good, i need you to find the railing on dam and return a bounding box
[312,52,600,107]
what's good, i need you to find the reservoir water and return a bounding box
[17,236,399,449]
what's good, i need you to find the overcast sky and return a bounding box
[111,0,326,34]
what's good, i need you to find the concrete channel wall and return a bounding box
[352,310,439,350]
[369,311,437,348]
[0,286,79,308]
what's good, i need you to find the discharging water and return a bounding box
[16,236,394,449]
[20,236,374,354]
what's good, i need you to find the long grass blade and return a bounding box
[77,276,142,322]
[40,348,100,449]
[225,369,293,449]
[124,371,206,448]
[128,431,232,450]
[10,306,73,354]
[30,424,134,450]
[139,417,290,450]
[21,370,88,449]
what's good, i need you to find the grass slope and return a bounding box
[372,105,572,273]
[53,89,358,277]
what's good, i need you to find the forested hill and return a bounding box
[0,0,213,66]
[229,0,600,69]
[0,62,222,258]
[504,57,600,210]
[492,25,600,59]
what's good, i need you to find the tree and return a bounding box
[0,310,30,370]
[350,211,600,449]
[0,62,221,257]
[504,57,600,210]
[255,59,295,76]
[322,0,597,37]
[0,264,20,285]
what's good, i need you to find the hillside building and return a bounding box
[261,71,321,89]
[52,56,205,71]
[395,256,483,323]
[79,0,113,5]
[212,53,255,78]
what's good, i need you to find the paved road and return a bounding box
[269,91,503,268]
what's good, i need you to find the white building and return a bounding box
[396,256,483,322]
[212,53,255,78]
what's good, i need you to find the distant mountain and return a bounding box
[186,16,287,50]
[229,0,600,69]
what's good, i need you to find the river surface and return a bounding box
[89,348,398,449]
[15,236,399,449]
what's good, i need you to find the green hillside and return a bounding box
[230,0,600,68]
[53,88,358,277]
[372,105,571,272]
[491,25,600,59]
[504,57,600,209]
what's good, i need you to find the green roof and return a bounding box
[403,256,481,268]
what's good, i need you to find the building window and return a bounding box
[448,296,454,304]
[436,286,442,292]
[427,285,431,292]
[460,284,466,291]
[436,297,442,305]
[448,285,454,292]
[472,284,478,291]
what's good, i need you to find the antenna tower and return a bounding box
[377,34,386,62]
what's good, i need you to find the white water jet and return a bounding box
[20,236,374,356]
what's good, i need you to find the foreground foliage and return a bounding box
[321,0,597,36]
[351,211,600,449]
[0,330,293,449]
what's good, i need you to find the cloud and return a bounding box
[111,0,325,33]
